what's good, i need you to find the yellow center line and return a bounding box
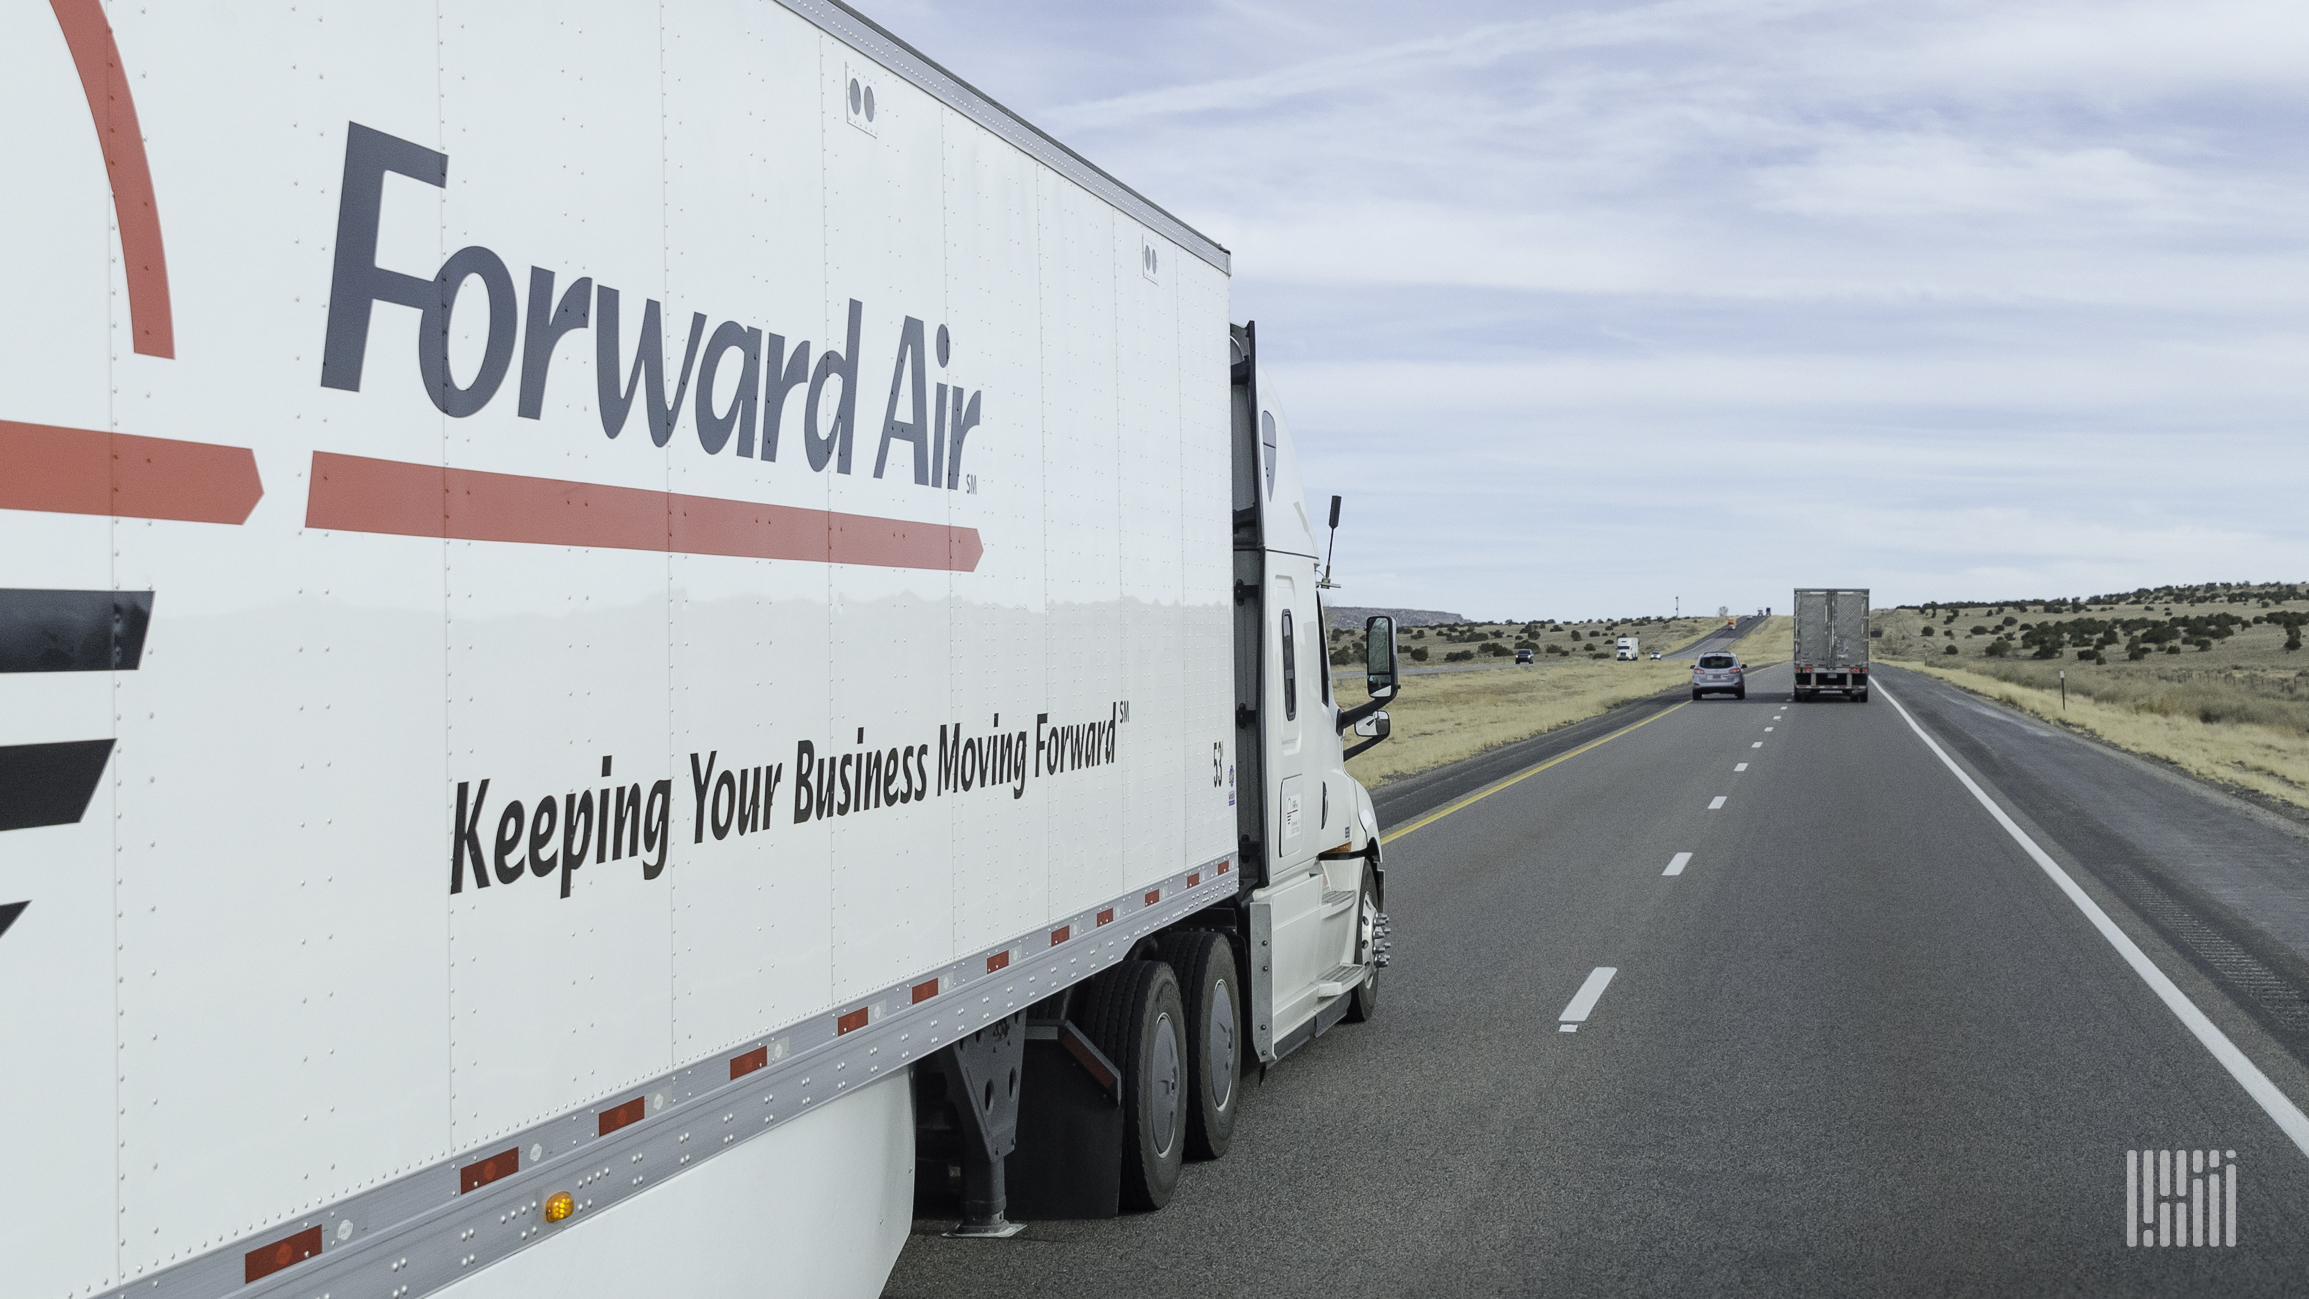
[1380,701,1690,845]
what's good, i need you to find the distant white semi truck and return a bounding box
[1616,636,1639,661]
[0,3,1401,1297]
[1793,588,1872,700]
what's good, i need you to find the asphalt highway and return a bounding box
[886,663,2309,1296]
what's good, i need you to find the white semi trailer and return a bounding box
[1793,588,1871,701]
[0,3,1400,1296]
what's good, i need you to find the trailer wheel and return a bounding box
[1085,959,1187,1210]
[1346,869,1381,1023]
[1157,931,1240,1161]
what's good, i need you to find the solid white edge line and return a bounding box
[1879,681,2309,1161]
[1664,851,1693,877]
[1559,966,1619,1022]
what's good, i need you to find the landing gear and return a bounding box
[1158,931,1241,1161]
[1083,959,1187,1210]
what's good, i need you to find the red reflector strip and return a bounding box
[1218,858,1230,874]
[836,1007,870,1035]
[1187,872,1201,887]
[730,1046,769,1079]
[912,978,941,1004]
[597,1096,646,1137]
[1145,889,1160,906]
[986,950,1011,973]
[458,1146,520,1194]
[243,1226,323,1283]
[1050,926,1070,945]
[1097,908,1114,926]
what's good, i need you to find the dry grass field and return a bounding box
[1342,657,1694,785]
[1873,582,2309,811]
[1731,615,1793,665]
[1330,614,1745,785]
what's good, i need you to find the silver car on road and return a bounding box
[1691,651,1747,700]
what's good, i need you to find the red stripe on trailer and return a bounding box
[1218,858,1231,874]
[836,1007,870,1034]
[0,421,262,524]
[1145,889,1160,906]
[1187,872,1200,887]
[305,452,985,571]
[985,950,1010,973]
[1050,925,1070,945]
[1096,908,1114,926]
[242,1225,322,1283]
[911,978,941,1004]
[730,1045,769,1079]
[48,0,173,358]
[596,1095,646,1136]
[458,1146,520,1194]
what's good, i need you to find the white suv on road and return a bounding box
[1692,652,1746,700]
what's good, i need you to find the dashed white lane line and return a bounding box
[1751,741,1763,748]
[1663,852,1692,876]
[1558,966,1619,1030]
[1735,763,1749,772]
[1764,726,1774,732]
[1707,795,1728,810]
[1880,682,2309,1161]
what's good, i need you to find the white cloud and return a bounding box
[867,0,2309,615]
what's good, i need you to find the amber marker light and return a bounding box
[543,1192,575,1224]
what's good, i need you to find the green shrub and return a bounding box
[1944,644,1960,656]
[1922,626,1936,637]
[1445,650,1473,662]
[1986,641,2011,657]
[1480,642,1510,657]
[1408,646,1429,662]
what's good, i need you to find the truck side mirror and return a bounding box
[1365,615,1398,698]
[1352,710,1390,740]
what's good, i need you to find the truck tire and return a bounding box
[1346,869,1381,1023]
[1734,686,1746,700]
[1854,689,1869,703]
[1084,959,1187,1210]
[1157,931,1240,1161]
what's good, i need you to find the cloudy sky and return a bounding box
[878,0,2308,620]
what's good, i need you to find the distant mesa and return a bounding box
[1328,606,1465,630]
